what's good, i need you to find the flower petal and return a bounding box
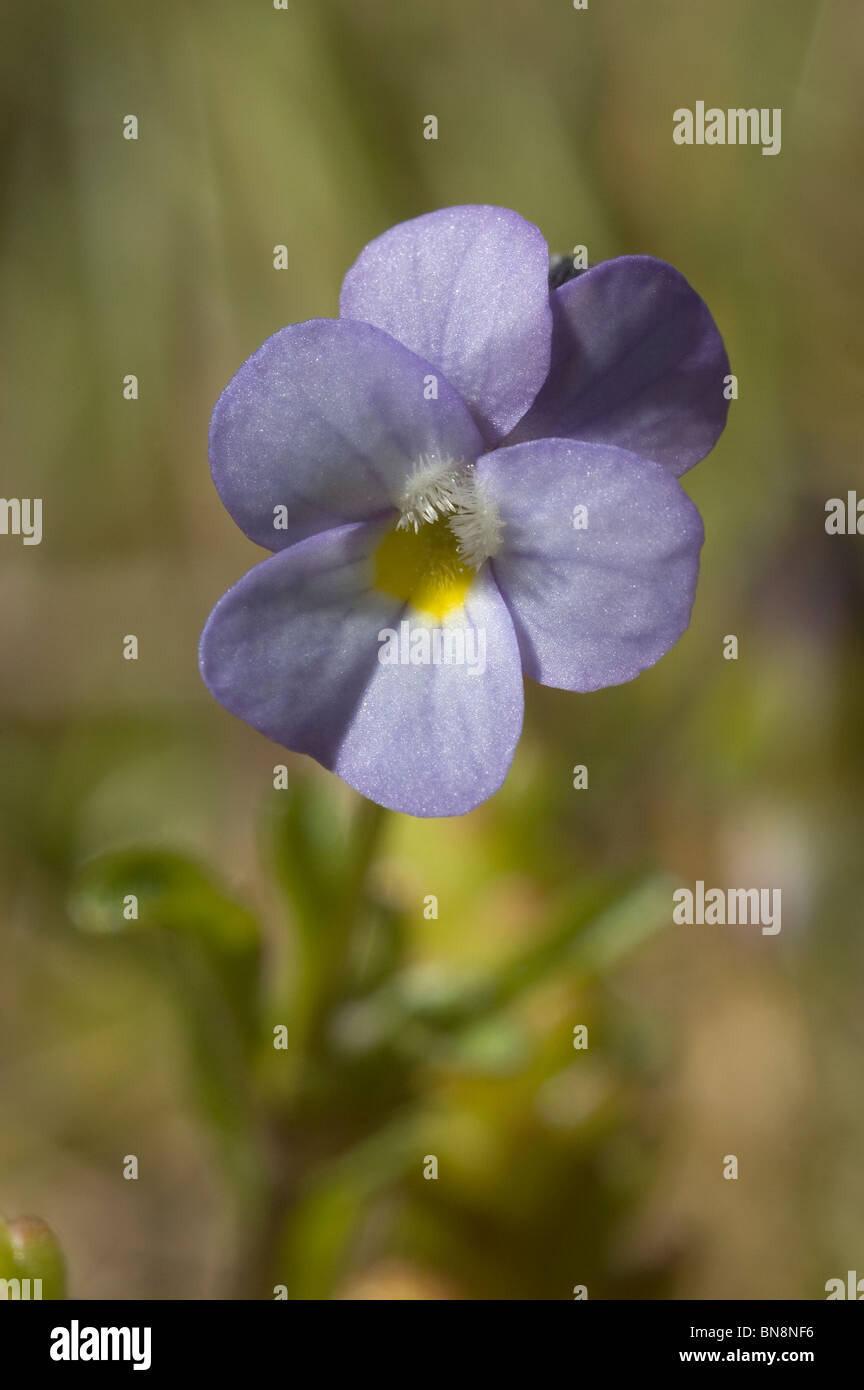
[199,521,523,817]
[339,206,552,444]
[209,318,485,550]
[477,438,704,691]
[506,256,730,475]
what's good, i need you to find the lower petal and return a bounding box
[477,438,704,691]
[199,522,523,817]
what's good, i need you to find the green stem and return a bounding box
[315,796,389,1030]
[243,798,390,1297]
[339,797,388,927]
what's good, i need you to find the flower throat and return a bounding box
[373,458,502,620]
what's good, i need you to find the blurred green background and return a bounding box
[1,0,862,1299]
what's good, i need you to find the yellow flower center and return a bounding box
[373,521,473,620]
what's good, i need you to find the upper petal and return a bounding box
[209,318,485,551]
[506,256,730,476]
[477,438,704,692]
[339,206,552,444]
[199,521,524,817]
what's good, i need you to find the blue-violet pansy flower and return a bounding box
[200,205,729,816]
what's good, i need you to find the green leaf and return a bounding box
[566,874,677,975]
[69,848,265,1191]
[390,873,675,1034]
[274,1114,419,1299]
[69,846,259,956]
[70,846,261,1025]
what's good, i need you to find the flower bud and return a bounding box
[4,1216,66,1300]
[0,1212,15,1280]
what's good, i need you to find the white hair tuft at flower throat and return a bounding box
[396,456,502,570]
